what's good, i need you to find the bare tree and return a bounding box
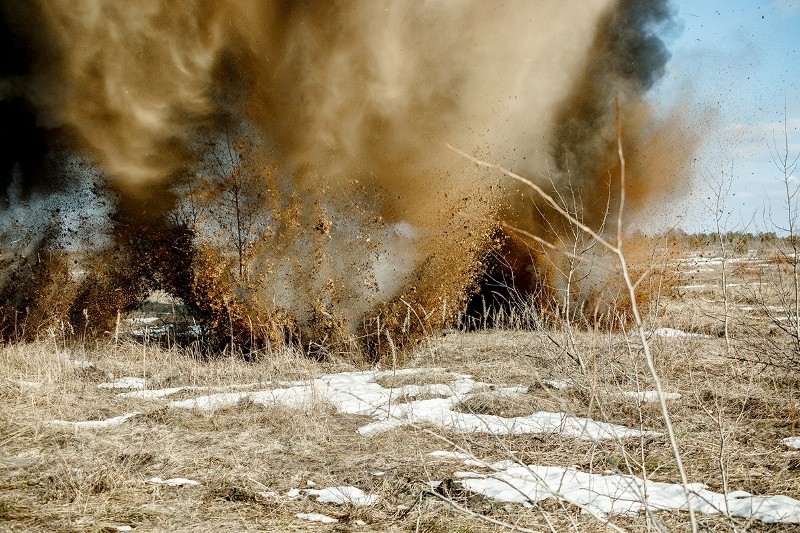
[701,163,737,352]
[193,130,271,282]
[770,100,800,346]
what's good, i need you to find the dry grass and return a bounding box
[375,370,458,389]
[2,248,800,531]
[768,250,794,265]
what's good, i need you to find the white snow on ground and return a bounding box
[296,513,338,524]
[167,369,654,440]
[54,351,96,369]
[621,391,682,402]
[450,460,800,524]
[47,412,140,429]
[740,305,785,312]
[305,486,379,507]
[428,450,473,461]
[98,377,147,390]
[651,328,712,339]
[782,437,800,449]
[146,477,201,487]
[542,379,573,390]
[682,256,725,265]
[677,283,742,290]
[255,483,384,508]
[121,382,279,400]
[678,255,761,267]
[428,450,503,468]
[119,386,187,399]
[9,379,42,389]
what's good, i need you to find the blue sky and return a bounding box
[650,0,800,233]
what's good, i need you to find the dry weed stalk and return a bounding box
[446,99,700,532]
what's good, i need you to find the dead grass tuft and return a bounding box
[453,392,542,418]
[769,250,794,265]
[376,370,457,389]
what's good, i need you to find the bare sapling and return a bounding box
[754,99,800,368]
[701,163,737,352]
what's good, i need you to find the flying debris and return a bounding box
[0,1,701,357]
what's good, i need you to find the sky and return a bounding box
[650,0,800,234]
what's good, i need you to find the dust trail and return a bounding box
[0,1,701,354]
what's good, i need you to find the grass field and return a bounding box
[2,245,800,532]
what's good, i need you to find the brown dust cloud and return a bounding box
[0,0,702,358]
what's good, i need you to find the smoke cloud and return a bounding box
[0,0,700,355]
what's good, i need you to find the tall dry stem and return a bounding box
[447,98,699,532]
[770,98,800,352]
[701,163,737,352]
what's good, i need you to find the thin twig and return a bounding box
[445,143,613,251]
[422,489,542,533]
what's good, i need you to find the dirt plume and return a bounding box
[0,1,702,357]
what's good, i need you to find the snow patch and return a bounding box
[355,398,652,439]
[47,412,140,429]
[782,437,800,449]
[679,256,758,267]
[55,351,96,369]
[146,477,201,487]
[428,450,473,461]
[621,391,682,402]
[119,387,187,399]
[98,377,147,390]
[652,328,712,339]
[10,379,42,389]
[455,462,800,523]
[119,382,264,400]
[296,513,338,524]
[542,379,573,390]
[305,486,379,507]
[168,369,653,440]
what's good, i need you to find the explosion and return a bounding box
[0,0,701,358]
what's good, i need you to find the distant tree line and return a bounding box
[659,229,782,253]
